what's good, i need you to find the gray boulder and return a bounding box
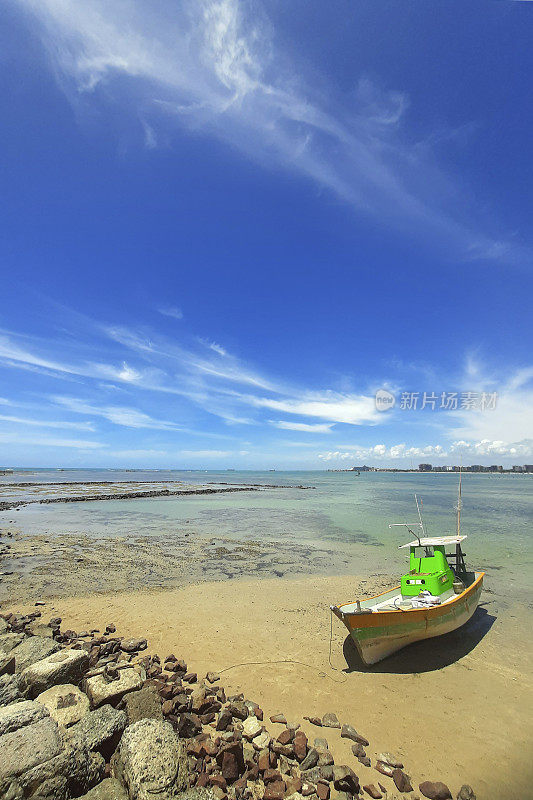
[113,718,189,799]
[0,673,24,706]
[22,648,89,697]
[12,742,104,800]
[124,685,163,724]
[68,703,127,757]
[0,633,25,653]
[12,636,60,673]
[79,777,129,799]
[0,711,104,800]
[0,716,63,781]
[83,667,143,708]
[0,650,15,677]
[36,683,90,728]
[0,699,49,735]
[177,791,217,800]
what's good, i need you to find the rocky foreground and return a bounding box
[0,608,475,800]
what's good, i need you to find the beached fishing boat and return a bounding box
[331,477,484,665]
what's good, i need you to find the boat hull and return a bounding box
[335,572,484,666]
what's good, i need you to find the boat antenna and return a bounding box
[455,461,463,537]
[414,494,425,545]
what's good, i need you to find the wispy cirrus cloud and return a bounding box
[14,0,523,263]
[52,396,186,431]
[0,414,95,432]
[270,420,334,433]
[0,431,104,449]
[158,306,183,320]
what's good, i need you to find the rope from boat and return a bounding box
[216,610,347,684]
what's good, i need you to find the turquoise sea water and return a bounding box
[1,469,532,605]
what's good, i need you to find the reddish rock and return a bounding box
[183,672,198,683]
[206,671,220,684]
[358,756,371,768]
[197,773,209,788]
[217,709,233,731]
[351,742,366,758]
[255,707,264,721]
[210,774,228,790]
[304,716,322,726]
[341,725,369,746]
[293,730,308,762]
[217,741,245,784]
[228,701,248,720]
[165,654,177,662]
[270,713,287,724]
[221,752,239,783]
[375,762,394,778]
[300,749,319,771]
[393,769,413,793]
[333,765,359,794]
[363,785,382,799]
[177,712,202,738]
[160,685,174,700]
[165,659,187,673]
[258,749,270,772]
[263,780,286,800]
[263,769,282,783]
[316,782,330,800]
[200,712,216,725]
[161,699,174,716]
[301,783,317,796]
[322,713,341,729]
[457,785,476,800]
[419,781,452,800]
[271,742,293,757]
[277,728,295,745]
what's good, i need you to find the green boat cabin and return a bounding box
[398,535,467,597]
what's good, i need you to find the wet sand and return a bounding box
[11,574,533,800]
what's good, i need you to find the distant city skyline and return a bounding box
[0,1,531,469]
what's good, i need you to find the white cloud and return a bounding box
[179,449,234,458]
[270,420,334,433]
[158,306,183,320]
[52,396,186,431]
[15,0,521,262]
[0,432,103,449]
[252,393,379,425]
[449,363,533,444]
[318,443,446,462]
[0,414,95,431]
[450,439,533,458]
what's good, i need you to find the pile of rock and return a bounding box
[0,610,475,800]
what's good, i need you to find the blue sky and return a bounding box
[1,0,532,469]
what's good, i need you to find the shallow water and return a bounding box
[1,469,532,604]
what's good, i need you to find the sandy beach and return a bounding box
[11,574,533,800]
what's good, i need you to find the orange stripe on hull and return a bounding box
[338,572,484,631]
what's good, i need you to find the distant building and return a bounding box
[525,465,533,473]
[418,463,432,472]
[470,465,484,472]
[352,465,371,471]
[512,465,526,472]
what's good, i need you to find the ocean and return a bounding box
[1,469,531,606]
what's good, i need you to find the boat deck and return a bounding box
[340,586,458,614]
